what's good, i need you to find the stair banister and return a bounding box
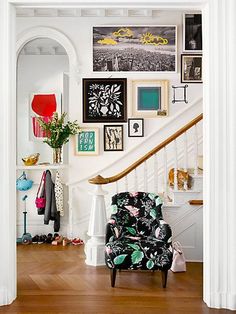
[85,113,203,266]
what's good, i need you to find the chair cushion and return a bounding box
[105,237,173,270]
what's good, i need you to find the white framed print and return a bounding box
[128,118,144,137]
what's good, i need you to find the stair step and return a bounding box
[189,199,203,205]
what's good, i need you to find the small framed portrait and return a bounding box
[128,118,144,137]
[104,125,123,151]
[74,128,99,156]
[183,13,202,52]
[83,78,127,123]
[181,54,202,83]
[132,80,169,117]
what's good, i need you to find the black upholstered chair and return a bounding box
[105,192,173,288]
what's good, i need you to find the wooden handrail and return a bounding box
[89,113,203,185]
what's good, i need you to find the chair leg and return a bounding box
[110,269,117,287]
[161,269,168,288]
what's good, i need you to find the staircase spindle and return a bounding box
[154,154,158,194]
[125,175,128,192]
[194,124,198,175]
[174,139,178,191]
[184,131,188,190]
[143,160,148,191]
[134,168,138,192]
[116,181,119,194]
[163,146,168,198]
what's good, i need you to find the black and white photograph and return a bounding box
[183,13,202,52]
[93,26,177,72]
[83,78,127,123]
[181,54,202,83]
[128,118,144,137]
[104,125,123,151]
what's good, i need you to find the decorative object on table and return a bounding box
[183,13,202,52]
[132,80,169,117]
[172,85,188,104]
[37,112,80,164]
[104,125,123,151]
[35,171,46,211]
[171,241,186,272]
[168,168,192,190]
[74,127,99,156]
[16,172,33,191]
[181,54,202,83]
[83,78,127,123]
[22,153,40,166]
[16,195,32,245]
[93,26,177,72]
[30,93,61,140]
[128,118,144,137]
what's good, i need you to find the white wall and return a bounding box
[16,11,202,238]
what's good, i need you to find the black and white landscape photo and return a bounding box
[93,26,177,72]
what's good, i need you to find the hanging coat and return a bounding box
[54,171,64,217]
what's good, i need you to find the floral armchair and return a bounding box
[105,192,173,288]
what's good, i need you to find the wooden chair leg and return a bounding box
[110,269,117,287]
[161,269,168,288]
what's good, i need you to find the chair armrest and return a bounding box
[155,219,172,245]
[105,219,122,244]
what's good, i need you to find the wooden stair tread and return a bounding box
[189,199,203,205]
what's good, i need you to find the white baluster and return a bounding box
[194,124,198,175]
[68,185,74,239]
[125,175,128,192]
[115,181,119,194]
[174,139,178,191]
[85,184,108,266]
[163,146,168,199]
[143,160,148,191]
[184,132,188,190]
[154,154,158,194]
[134,168,138,192]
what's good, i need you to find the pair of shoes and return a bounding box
[51,235,63,245]
[38,234,47,244]
[62,237,71,246]
[32,235,39,244]
[45,233,53,244]
[72,238,84,245]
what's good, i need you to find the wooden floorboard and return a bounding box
[0,244,233,313]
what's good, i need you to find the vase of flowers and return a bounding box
[37,112,80,164]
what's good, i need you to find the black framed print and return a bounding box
[104,125,123,151]
[183,13,202,52]
[83,78,127,123]
[128,118,144,137]
[181,54,202,83]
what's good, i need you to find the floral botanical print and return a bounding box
[83,78,127,123]
[105,192,173,270]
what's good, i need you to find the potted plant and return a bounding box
[37,112,80,164]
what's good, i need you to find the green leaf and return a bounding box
[128,243,140,251]
[155,197,163,206]
[126,227,136,235]
[131,251,144,264]
[150,209,157,219]
[146,260,154,269]
[114,254,128,265]
[148,193,156,200]
[111,204,118,214]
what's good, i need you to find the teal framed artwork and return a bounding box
[75,128,99,156]
[132,80,169,118]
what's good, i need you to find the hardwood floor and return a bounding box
[0,244,233,313]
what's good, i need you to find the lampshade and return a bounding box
[31,94,57,117]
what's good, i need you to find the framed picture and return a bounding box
[181,54,202,83]
[183,13,202,52]
[104,125,123,151]
[74,128,99,156]
[132,80,169,118]
[93,25,177,72]
[128,119,144,137]
[83,78,127,123]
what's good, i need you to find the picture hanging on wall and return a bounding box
[104,125,123,151]
[128,118,144,137]
[183,13,202,52]
[93,26,177,72]
[132,80,169,118]
[74,128,99,156]
[83,78,127,123]
[181,54,202,83]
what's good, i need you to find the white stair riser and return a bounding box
[169,190,202,205]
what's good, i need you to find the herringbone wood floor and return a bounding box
[0,244,232,313]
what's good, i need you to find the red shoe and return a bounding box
[72,238,84,245]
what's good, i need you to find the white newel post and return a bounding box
[204,0,236,310]
[85,184,108,266]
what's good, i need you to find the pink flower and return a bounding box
[125,205,139,217]
[108,219,116,224]
[126,236,141,240]
[105,247,112,254]
[155,227,160,238]
[130,192,139,197]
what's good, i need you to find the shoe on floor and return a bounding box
[32,235,39,244]
[72,238,84,245]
